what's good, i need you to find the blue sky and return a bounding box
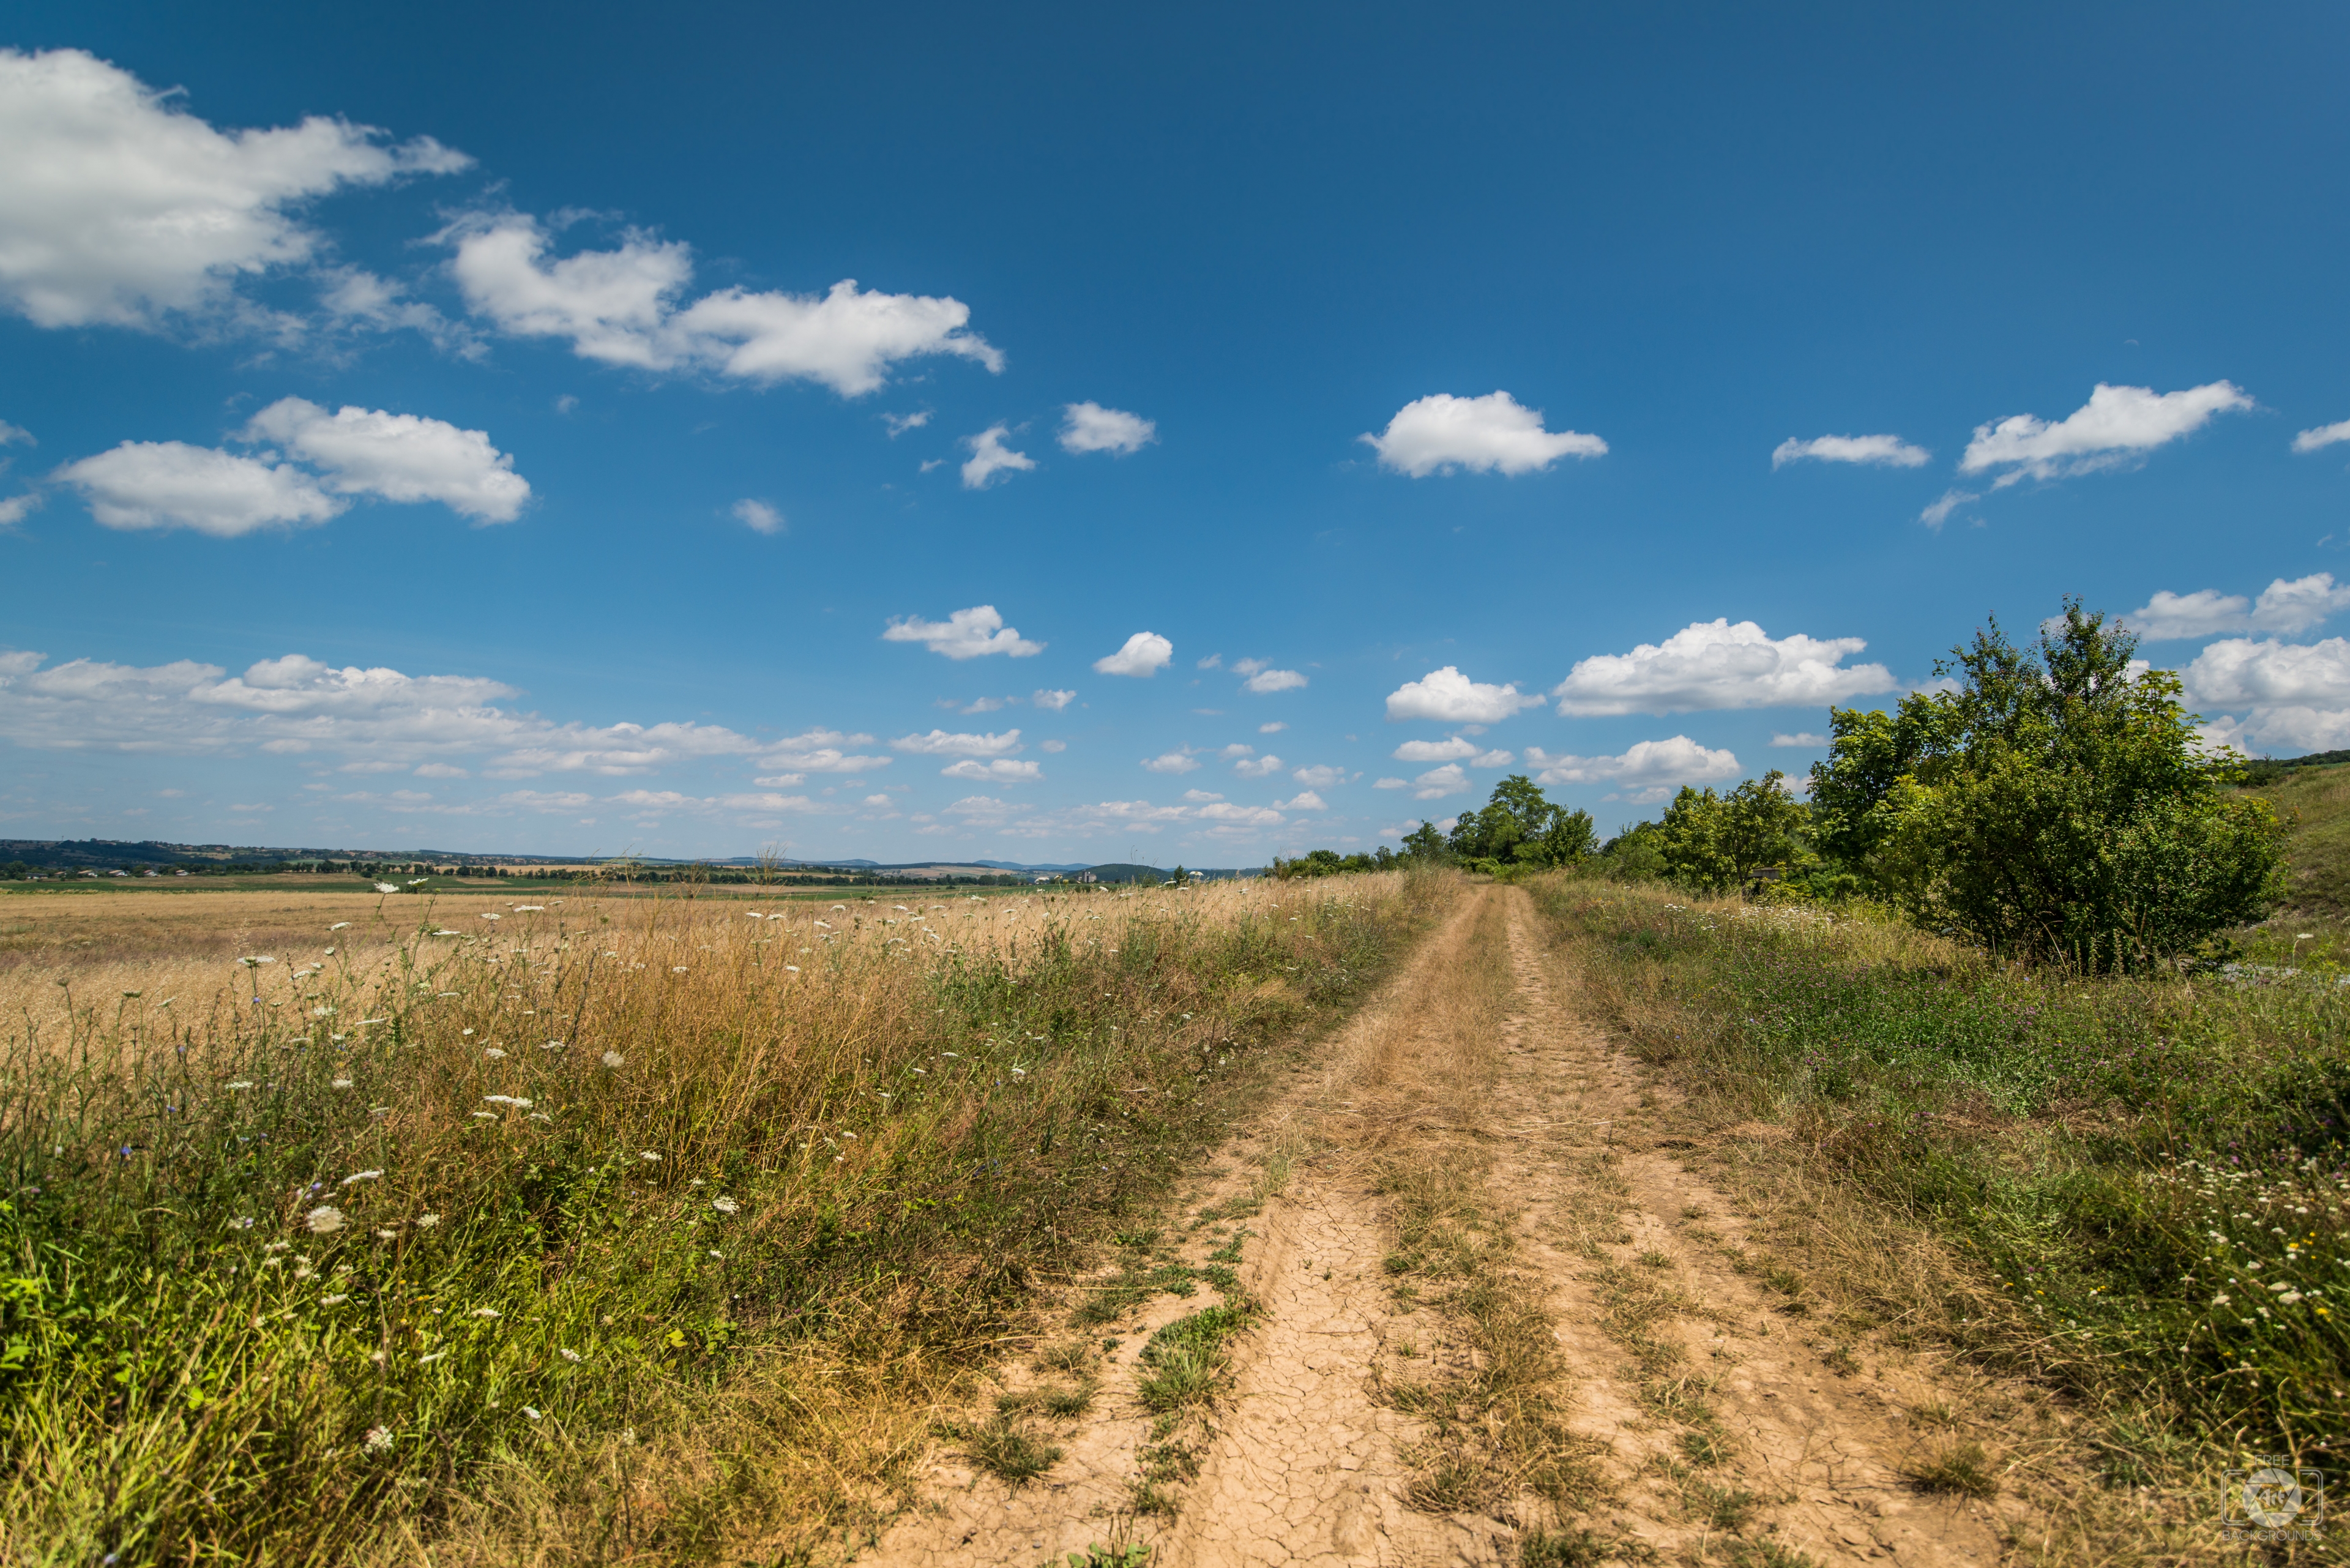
[6,2,2350,864]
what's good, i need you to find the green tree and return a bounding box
[1399,820,1451,862]
[1651,771,1805,893]
[1809,602,2285,968]
[1445,775,1596,868]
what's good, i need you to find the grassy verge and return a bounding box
[1527,875,2350,1509]
[0,875,1441,1564]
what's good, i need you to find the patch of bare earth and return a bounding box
[865,887,2040,1566]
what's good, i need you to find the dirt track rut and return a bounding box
[870,886,2027,1566]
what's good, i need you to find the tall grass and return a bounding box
[1528,877,2350,1473]
[0,875,1437,1564]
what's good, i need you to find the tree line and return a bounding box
[1294,604,2287,970]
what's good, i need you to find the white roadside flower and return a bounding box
[602,1051,624,1069]
[375,883,399,894]
[711,1196,739,1215]
[364,1425,394,1451]
[305,1206,346,1234]
[341,1170,384,1186]
[471,1307,501,1318]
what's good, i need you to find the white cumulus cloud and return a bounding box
[1384,666,1544,723]
[1143,751,1201,774]
[1770,434,1930,469]
[242,398,529,523]
[2121,574,2350,641]
[1361,390,1606,477]
[1059,401,1156,455]
[1094,631,1173,677]
[1551,619,1896,716]
[1770,732,1828,747]
[1031,687,1075,711]
[52,442,340,536]
[941,758,1041,782]
[1408,763,1473,799]
[1242,666,1307,693]
[1233,754,1284,779]
[1524,737,1741,804]
[882,605,1043,660]
[1276,791,1327,811]
[1959,381,2252,487]
[1291,764,1344,787]
[960,424,1034,489]
[446,212,1000,395]
[0,48,468,330]
[889,728,1023,757]
[2184,637,2350,752]
[2294,419,2350,454]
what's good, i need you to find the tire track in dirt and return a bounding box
[870,887,1500,1567]
[866,886,2035,1565]
[1484,887,2024,1564]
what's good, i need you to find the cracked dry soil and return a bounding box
[869,886,2033,1567]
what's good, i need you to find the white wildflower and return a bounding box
[711,1196,739,1215]
[312,1004,336,1018]
[483,1047,507,1059]
[528,1112,552,1123]
[602,1051,624,1069]
[483,1095,533,1109]
[416,1213,441,1228]
[375,883,399,894]
[419,1350,448,1364]
[472,1111,499,1120]
[472,1307,501,1318]
[542,1040,565,1051]
[305,1206,346,1234]
[640,1151,661,1162]
[374,1228,398,1240]
[341,1170,384,1186]
[671,966,688,973]
[560,1348,583,1362]
[226,1080,255,1091]
[330,922,352,931]
[321,1293,348,1305]
[522,1406,542,1421]
[364,1425,394,1451]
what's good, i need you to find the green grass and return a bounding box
[0,875,1439,1562]
[1531,876,2350,1464]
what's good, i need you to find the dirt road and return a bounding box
[872,885,2027,1566]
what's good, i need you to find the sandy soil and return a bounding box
[866,886,2034,1567]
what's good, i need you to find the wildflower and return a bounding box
[522,1406,542,1421]
[462,1029,475,1036]
[432,929,460,936]
[2283,1291,2306,1304]
[330,921,352,931]
[305,1206,346,1233]
[561,1348,583,1362]
[542,1040,565,1051]
[342,1170,385,1185]
[671,966,688,974]
[472,1307,501,1318]
[711,1196,739,1214]
[375,1228,399,1240]
[514,905,543,912]
[813,920,832,930]
[312,1004,336,1017]
[419,1351,448,1364]
[473,1111,499,1120]
[321,1293,349,1305]
[528,1111,552,1123]
[364,1425,394,1451]
[265,1240,290,1252]
[640,1151,661,1162]
[239,955,277,966]
[786,965,800,972]
[226,1080,255,1091]
[230,1216,255,1230]
[481,913,501,920]
[483,1095,533,1109]
[484,1047,507,1059]
[602,1050,624,1068]
[708,1250,723,1260]
[416,1213,441,1228]
[375,883,399,893]
[2214,1294,2232,1305]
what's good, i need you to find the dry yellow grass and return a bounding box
[1,873,1439,1564]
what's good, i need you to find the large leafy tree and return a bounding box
[1652,771,1808,892]
[1446,775,1596,867]
[1809,602,2283,968]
